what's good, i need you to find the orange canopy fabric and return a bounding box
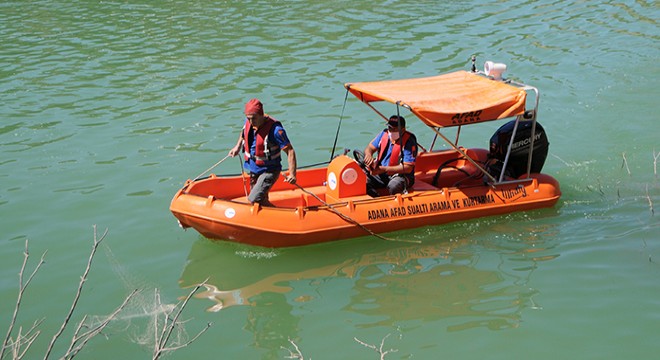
[345,71,527,128]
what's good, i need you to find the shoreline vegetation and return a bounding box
[1,226,211,360]
[0,225,398,360]
[1,226,404,359]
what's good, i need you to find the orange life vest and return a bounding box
[243,117,282,166]
[377,130,413,166]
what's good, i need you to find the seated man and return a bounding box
[363,115,418,196]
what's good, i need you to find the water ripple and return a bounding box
[1,1,659,357]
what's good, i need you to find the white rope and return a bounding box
[192,154,231,182]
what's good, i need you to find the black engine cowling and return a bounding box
[487,120,549,179]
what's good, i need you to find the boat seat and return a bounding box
[231,185,329,208]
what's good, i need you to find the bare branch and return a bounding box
[653,149,659,177]
[281,338,305,359]
[153,289,172,359]
[154,289,164,357]
[5,324,41,360]
[158,322,212,353]
[646,184,654,216]
[43,225,108,360]
[159,281,205,349]
[152,281,210,360]
[15,318,45,359]
[62,289,140,359]
[20,318,45,343]
[621,152,631,176]
[22,332,40,359]
[1,239,47,360]
[354,334,398,360]
[3,227,209,360]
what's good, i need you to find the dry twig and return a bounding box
[62,289,139,359]
[621,152,631,176]
[43,225,108,360]
[5,320,43,360]
[152,281,212,360]
[646,184,654,216]
[1,239,47,360]
[653,149,659,177]
[354,334,398,360]
[2,226,206,360]
[281,338,306,359]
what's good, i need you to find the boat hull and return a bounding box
[170,156,561,247]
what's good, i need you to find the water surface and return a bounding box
[1,1,658,359]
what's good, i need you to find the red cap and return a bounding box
[244,98,264,115]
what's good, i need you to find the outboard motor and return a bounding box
[487,120,549,179]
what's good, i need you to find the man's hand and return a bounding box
[370,165,386,176]
[284,174,297,184]
[228,146,240,157]
[364,155,375,168]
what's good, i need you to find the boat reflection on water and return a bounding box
[180,225,558,335]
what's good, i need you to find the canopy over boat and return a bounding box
[345,70,527,128]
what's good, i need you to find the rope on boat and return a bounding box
[191,154,231,182]
[239,155,249,198]
[293,183,420,244]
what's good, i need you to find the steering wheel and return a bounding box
[352,149,381,184]
[352,149,369,171]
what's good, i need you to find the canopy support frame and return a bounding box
[429,127,498,184]
[497,84,540,182]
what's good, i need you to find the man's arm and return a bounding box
[282,144,297,183]
[228,133,243,157]
[363,142,378,168]
[372,162,414,176]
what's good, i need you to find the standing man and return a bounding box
[363,115,417,196]
[228,98,297,207]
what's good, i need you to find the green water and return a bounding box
[1,1,658,359]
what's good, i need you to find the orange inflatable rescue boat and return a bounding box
[170,61,561,247]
